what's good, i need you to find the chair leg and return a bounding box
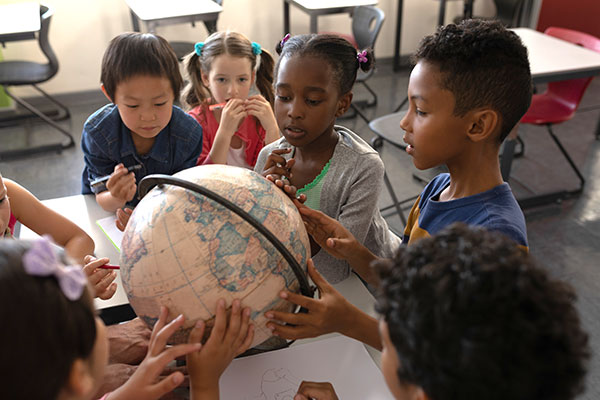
[382,170,407,226]
[546,124,585,191]
[0,88,75,161]
[517,124,585,208]
[32,84,70,121]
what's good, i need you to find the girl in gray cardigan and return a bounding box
[255,34,400,283]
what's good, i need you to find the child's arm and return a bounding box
[106,307,202,400]
[265,260,381,350]
[298,205,379,285]
[5,179,94,264]
[244,95,280,145]
[295,381,340,400]
[95,164,137,212]
[208,99,248,165]
[188,298,255,400]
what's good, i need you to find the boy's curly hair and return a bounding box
[375,223,589,400]
[413,19,532,141]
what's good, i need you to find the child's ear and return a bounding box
[335,91,353,118]
[62,359,96,398]
[100,84,113,103]
[201,71,210,88]
[466,108,500,143]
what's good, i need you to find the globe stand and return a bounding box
[138,174,316,353]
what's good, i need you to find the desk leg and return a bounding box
[393,0,404,71]
[129,9,140,32]
[310,15,318,33]
[284,1,290,35]
[438,0,447,26]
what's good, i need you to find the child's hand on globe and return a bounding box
[188,298,254,400]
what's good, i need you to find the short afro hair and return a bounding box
[413,19,532,141]
[375,223,589,400]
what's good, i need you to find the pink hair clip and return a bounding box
[357,50,368,64]
[280,33,291,48]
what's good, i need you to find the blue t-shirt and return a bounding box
[403,173,528,249]
[81,103,203,207]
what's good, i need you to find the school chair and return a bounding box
[0,4,74,161]
[516,27,600,208]
[368,111,420,227]
[322,6,385,123]
[453,0,525,27]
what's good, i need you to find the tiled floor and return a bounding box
[1,60,599,399]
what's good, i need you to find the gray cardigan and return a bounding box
[255,126,401,283]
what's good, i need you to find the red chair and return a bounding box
[518,27,600,208]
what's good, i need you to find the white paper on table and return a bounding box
[96,216,123,252]
[220,335,394,399]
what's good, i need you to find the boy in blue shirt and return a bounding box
[294,224,589,400]
[82,33,203,217]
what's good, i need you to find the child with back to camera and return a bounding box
[265,20,534,349]
[0,237,254,400]
[294,223,590,400]
[183,31,280,168]
[81,32,203,229]
[255,33,400,285]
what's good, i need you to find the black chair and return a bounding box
[454,0,525,27]
[0,4,74,161]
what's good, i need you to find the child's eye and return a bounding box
[276,95,291,102]
[217,78,227,83]
[125,105,138,109]
[0,195,7,204]
[239,77,248,83]
[416,109,427,116]
[154,101,167,107]
[306,99,322,106]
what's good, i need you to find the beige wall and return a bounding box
[2,0,495,96]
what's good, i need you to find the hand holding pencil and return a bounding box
[83,255,118,300]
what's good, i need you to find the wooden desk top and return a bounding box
[0,2,40,41]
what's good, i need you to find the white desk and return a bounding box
[17,194,380,362]
[0,2,40,43]
[283,0,377,34]
[125,0,223,33]
[500,28,600,186]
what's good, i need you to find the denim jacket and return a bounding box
[81,103,203,207]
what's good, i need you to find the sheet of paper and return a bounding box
[96,216,123,252]
[220,335,394,399]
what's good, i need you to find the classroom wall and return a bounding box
[2,0,496,97]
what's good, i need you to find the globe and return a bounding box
[120,165,311,348]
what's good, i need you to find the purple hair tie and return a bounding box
[280,33,291,48]
[23,235,87,301]
[357,50,368,64]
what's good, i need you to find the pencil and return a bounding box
[99,264,120,270]
[209,102,227,111]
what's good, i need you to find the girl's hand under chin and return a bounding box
[217,99,247,136]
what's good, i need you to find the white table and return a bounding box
[500,28,600,186]
[125,0,223,33]
[283,0,377,35]
[0,2,40,43]
[16,193,380,361]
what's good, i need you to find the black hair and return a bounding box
[183,31,276,109]
[375,223,589,400]
[101,32,183,101]
[413,19,532,141]
[274,33,374,95]
[0,239,96,400]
